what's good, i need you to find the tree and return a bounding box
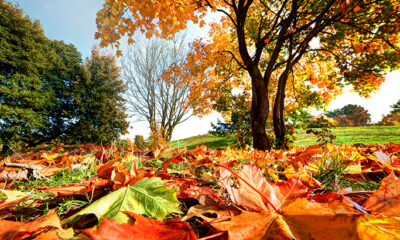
[122,38,191,142]
[390,99,400,114]
[95,0,400,150]
[326,104,371,126]
[70,49,129,144]
[379,112,400,126]
[326,104,362,118]
[0,0,54,151]
[36,40,84,144]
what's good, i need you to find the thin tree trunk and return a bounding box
[273,70,290,149]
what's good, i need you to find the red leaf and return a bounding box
[0,212,61,240]
[163,154,185,173]
[82,212,197,240]
[220,164,308,212]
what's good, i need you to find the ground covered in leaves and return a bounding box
[0,141,400,239]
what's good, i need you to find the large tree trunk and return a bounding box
[251,76,271,150]
[273,70,290,149]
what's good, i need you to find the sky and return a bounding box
[9,0,400,140]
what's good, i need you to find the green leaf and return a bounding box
[63,177,181,225]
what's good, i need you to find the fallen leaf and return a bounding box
[65,177,181,225]
[0,212,61,240]
[82,212,197,240]
[363,172,400,216]
[220,164,308,212]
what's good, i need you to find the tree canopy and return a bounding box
[0,1,129,151]
[390,99,400,114]
[70,49,129,144]
[100,0,397,149]
[1,0,55,148]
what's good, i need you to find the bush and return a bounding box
[134,135,147,149]
[378,112,400,126]
[307,116,338,128]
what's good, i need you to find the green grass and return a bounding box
[170,134,235,149]
[171,125,400,149]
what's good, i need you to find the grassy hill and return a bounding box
[171,125,400,149]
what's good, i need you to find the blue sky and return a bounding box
[10,0,103,58]
[8,0,400,140]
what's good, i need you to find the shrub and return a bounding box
[307,116,338,128]
[378,112,400,126]
[134,135,147,149]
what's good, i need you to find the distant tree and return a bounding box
[71,49,129,144]
[379,112,400,126]
[134,135,147,149]
[0,0,54,152]
[390,99,400,114]
[326,104,371,126]
[122,37,191,142]
[325,104,362,118]
[210,92,252,149]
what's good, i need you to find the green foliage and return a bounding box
[326,104,362,118]
[211,92,252,149]
[37,40,84,144]
[0,2,128,150]
[313,151,379,192]
[390,99,400,114]
[14,166,97,189]
[56,197,88,216]
[134,135,147,149]
[65,177,181,225]
[0,0,53,150]
[67,49,129,144]
[326,105,371,127]
[313,151,351,192]
[306,127,336,146]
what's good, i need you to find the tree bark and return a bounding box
[251,75,271,150]
[273,70,290,149]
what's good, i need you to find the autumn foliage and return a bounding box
[94,0,400,150]
[379,112,400,126]
[0,141,400,239]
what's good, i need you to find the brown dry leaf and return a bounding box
[37,184,88,197]
[39,163,65,177]
[363,172,400,216]
[0,169,29,181]
[0,212,62,240]
[182,204,240,222]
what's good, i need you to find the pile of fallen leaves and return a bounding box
[0,141,400,239]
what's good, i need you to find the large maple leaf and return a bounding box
[64,177,181,225]
[219,164,308,212]
[209,164,400,240]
